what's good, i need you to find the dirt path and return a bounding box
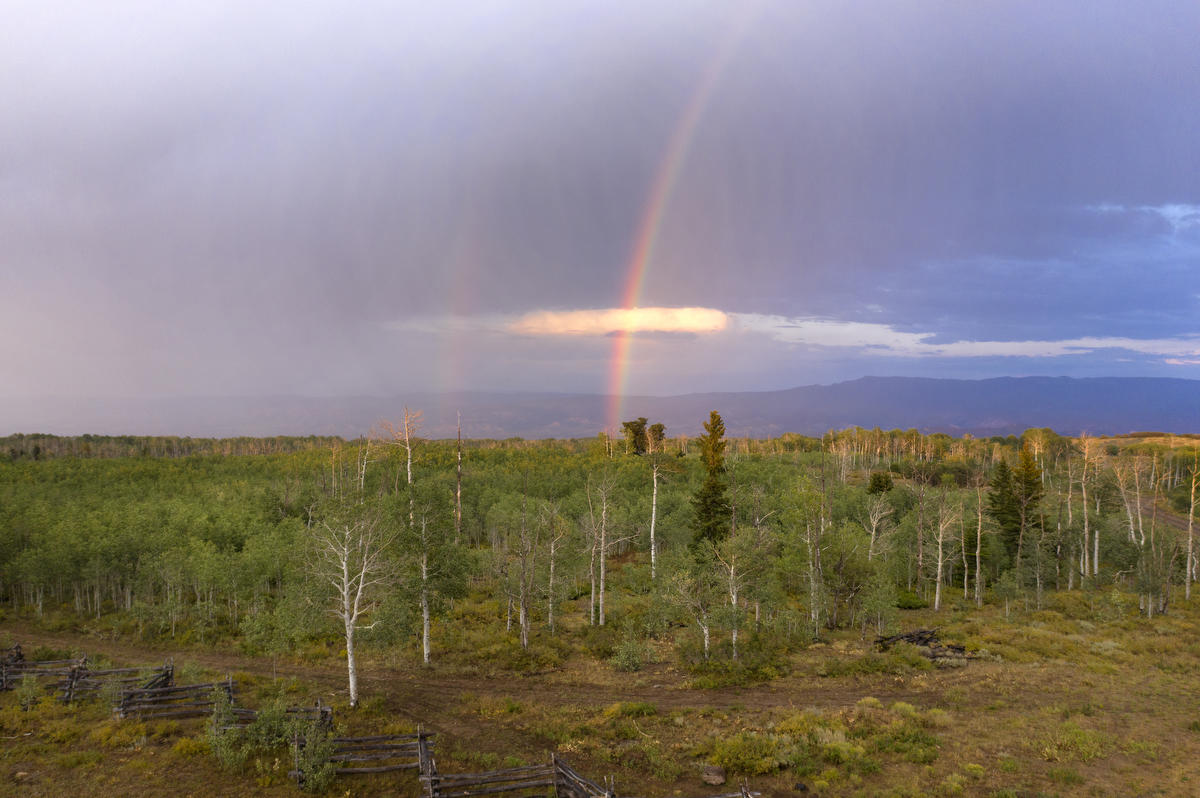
[1137,496,1192,533]
[1,620,989,725]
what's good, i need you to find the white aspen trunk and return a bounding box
[588,546,597,626]
[342,549,360,707]
[404,412,414,487]
[455,412,463,543]
[649,464,659,580]
[1188,458,1197,600]
[975,486,984,607]
[358,438,369,498]
[421,553,431,664]
[598,491,607,626]
[934,532,944,611]
[806,523,821,635]
[1116,466,1136,541]
[1134,462,1145,546]
[548,537,558,633]
[518,490,531,649]
[961,511,969,599]
[345,620,359,707]
[700,611,710,659]
[1066,458,1074,526]
[1081,466,1090,578]
[519,592,528,649]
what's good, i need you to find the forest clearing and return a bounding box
[2,424,1200,796]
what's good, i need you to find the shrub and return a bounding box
[610,637,645,672]
[709,732,783,775]
[962,763,985,779]
[817,645,931,677]
[206,687,246,769]
[1038,721,1110,762]
[56,750,103,769]
[294,724,337,793]
[581,624,621,659]
[895,591,929,610]
[172,737,210,757]
[15,676,42,711]
[603,701,657,718]
[872,725,939,764]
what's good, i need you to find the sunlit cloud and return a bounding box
[733,314,1200,361]
[509,307,728,336]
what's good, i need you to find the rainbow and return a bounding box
[606,8,759,432]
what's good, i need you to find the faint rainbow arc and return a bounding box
[606,12,756,432]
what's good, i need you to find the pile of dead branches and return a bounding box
[875,629,971,666]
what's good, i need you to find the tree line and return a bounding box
[1,418,1197,702]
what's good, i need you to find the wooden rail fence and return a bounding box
[1,644,89,691]
[57,659,174,703]
[423,754,760,798]
[115,677,235,720]
[1,641,760,798]
[292,730,435,784]
[226,701,334,732]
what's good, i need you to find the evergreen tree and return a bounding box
[1010,446,1044,570]
[987,460,1018,560]
[987,450,1043,572]
[691,411,731,548]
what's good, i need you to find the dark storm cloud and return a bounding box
[2,0,1199,402]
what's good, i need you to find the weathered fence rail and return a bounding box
[57,659,174,703]
[1,645,89,690]
[551,754,613,798]
[424,754,759,798]
[291,730,434,784]
[116,677,235,720]
[2,641,758,798]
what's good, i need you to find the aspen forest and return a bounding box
[4,424,1198,652]
[4,421,1200,797]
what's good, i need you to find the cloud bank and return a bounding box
[734,314,1200,361]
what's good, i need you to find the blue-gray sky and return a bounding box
[3,0,1199,402]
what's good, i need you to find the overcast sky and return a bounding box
[3,0,1199,403]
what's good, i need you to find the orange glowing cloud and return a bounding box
[509,307,728,336]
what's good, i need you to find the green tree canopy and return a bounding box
[691,411,731,548]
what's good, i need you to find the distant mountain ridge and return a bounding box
[2,377,1198,439]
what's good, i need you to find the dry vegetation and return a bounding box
[5,585,1200,797]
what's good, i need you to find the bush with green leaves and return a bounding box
[207,687,247,769]
[293,724,337,793]
[14,676,42,711]
[610,635,646,672]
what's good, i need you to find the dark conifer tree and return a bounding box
[987,459,1019,559]
[691,411,731,548]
